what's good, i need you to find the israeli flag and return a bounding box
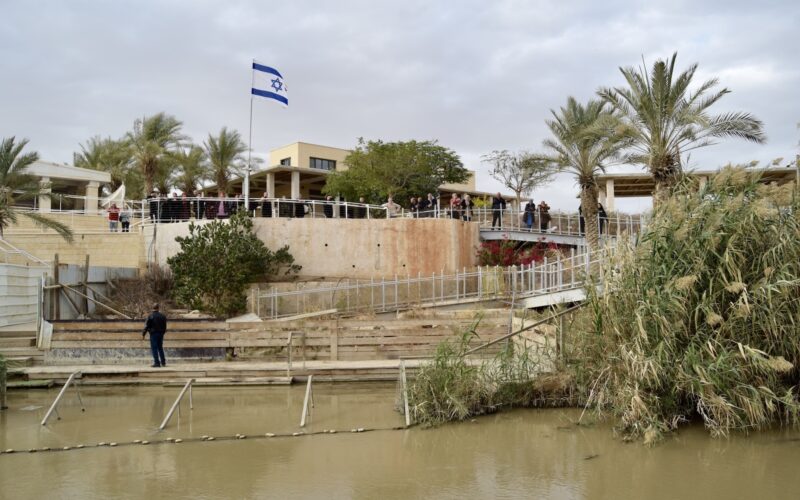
[252,62,288,106]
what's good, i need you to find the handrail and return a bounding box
[256,247,611,319]
[159,378,194,430]
[41,371,84,425]
[463,303,586,356]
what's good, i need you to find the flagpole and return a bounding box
[245,59,255,212]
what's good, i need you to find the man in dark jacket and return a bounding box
[142,303,168,367]
[491,193,506,229]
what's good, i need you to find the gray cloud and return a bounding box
[1,0,797,211]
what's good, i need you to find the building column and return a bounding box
[605,179,615,212]
[290,170,301,199]
[38,177,52,213]
[85,181,100,214]
[266,172,275,198]
[698,175,708,190]
[598,185,607,208]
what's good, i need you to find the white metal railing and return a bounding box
[256,247,613,319]
[11,195,645,238]
[0,238,51,265]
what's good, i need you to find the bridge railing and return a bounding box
[254,247,612,319]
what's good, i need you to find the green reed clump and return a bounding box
[408,317,570,426]
[574,166,800,443]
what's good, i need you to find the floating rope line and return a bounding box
[0,425,410,456]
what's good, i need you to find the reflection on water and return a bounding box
[1,384,799,499]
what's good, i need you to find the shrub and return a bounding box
[167,210,301,317]
[476,238,558,266]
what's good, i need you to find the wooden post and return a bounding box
[0,360,7,410]
[53,253,60,321]
[82,254,90,316]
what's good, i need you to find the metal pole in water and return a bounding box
[41,371,82,425]
[159,379,195,431]
[401,361,411,427]
[300,375,314,427]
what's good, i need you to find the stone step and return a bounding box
[0,337,36,348]
[0,347,44,361]
[3,356,34,368]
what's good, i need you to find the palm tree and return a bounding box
[0,137,73,241]
[203,127,247,195]
[598,53,766,204]
[126,113,185,197]
[543,98,625,250]
[74,136,141,196]
[172,145,208,196]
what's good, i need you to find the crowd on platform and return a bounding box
[104,189,608,236]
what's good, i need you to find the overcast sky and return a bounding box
[2,0,798,211]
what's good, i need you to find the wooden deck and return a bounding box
[12,359,435,384]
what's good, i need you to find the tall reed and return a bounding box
[574,166,800,442]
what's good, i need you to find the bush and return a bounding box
[573,166,800,442]
[167,211,301,317]
[476,238,558,266]
[107,265,174,319]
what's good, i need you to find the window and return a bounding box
[310,157,336,171]
[280,157,291,166]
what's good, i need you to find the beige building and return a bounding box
[226,141,497,202]
[25,161,111,214]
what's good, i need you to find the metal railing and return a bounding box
[9,195,645,239]
[256,247,612,319]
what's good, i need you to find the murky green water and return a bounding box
[1,384,799,499]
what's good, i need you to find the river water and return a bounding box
[1,383,799,499]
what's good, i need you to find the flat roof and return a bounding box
[27,160,111,184]
[596,166,797,197]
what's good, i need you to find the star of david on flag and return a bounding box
[252,62,288,106]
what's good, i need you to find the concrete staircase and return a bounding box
[0,324,40,366]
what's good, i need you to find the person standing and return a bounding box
[323,195,334,218]
[523,199,536,230]
[449,193,462,219]
[106,203,120,232]
[598,203,608,235]
[119,205,131,232]
[142,303,167,368]
[538,200,551,232]
[491,193,506,229]
[461,194,474,222]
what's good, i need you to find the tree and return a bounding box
[323,138,469,204]
[172,145,209,196]
[203,127,247,195]
[167,211,301,317]
[543,98,626,250]
[598,52,766,204]
[0,137,73,241]
[482,150,556,208]
[126,113,185,197]
[74,136,142,196]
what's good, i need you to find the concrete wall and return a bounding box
[153,217,480,279]
[0,264,46,328]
